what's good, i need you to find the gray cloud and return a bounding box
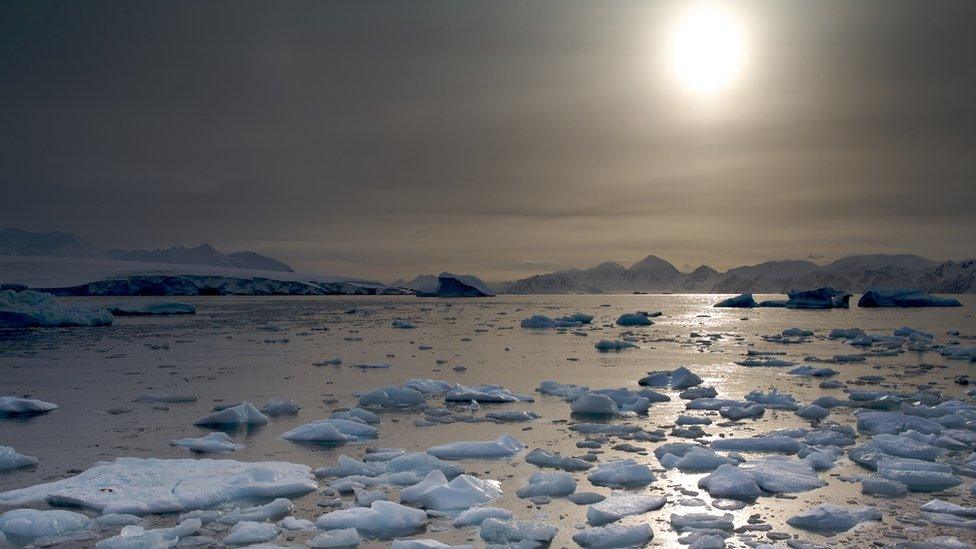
[1,0,974,280]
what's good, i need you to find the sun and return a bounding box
[669,4,745,95]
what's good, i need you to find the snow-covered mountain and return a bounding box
[1,229,293,272]
[502,254,975,294]
[391,274,440,293]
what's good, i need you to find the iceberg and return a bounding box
[516,471,577,498]
[785,287,851,309]
[427,435,525,460]
[417,272,494,298]
[587,459,655,487]
[875,457,961,492]
[0,289,113,328]
[697,464,760,501]
[107,302,196,316]
[358,385,426,409]
[858,288,962,308]
[586,491,667,525]
[316,501,427,538]
[479,518,558,546]
[0,508,93,544]
[739,457,825,493]
[786,504,881,532]
[525,448,593,471]
[193,402,269,426]
[170,432,243,453]
[400,471,502,511]
[223,521,280,545]
[709,435,803,454]
[281,418,378,444]
[713,294,757,308]
[594,339,638,351]
[0,457,317,514]
[452,507,513,527]
[572,523,653,548]
[0,395,58,416]
[261,399,301,416]
[616,312,652,326]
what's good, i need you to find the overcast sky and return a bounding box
[2,1,974,281]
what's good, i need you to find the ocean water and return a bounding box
[1,294,975,547]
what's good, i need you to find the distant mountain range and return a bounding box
[0,228,293,272]
[501,254,975,294]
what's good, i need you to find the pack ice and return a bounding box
[0,457,317,514]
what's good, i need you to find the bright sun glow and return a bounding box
[669,4,745,95]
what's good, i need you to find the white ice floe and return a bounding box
[316,500,427,538]
[875,457,962,492]
[0,457,317,514]
[479,518,558,546]
[280,516,315,530]
[856,411,943,435]
[307,527,360,548]
[525,449,593,471]
[330,407,381,424]
[745,389,799,410]
[0,445,38,471]
[392,540,472,549]
[659,447,736,472]
[570,389,652,416]
[709,436,803,454]
[594,340,638,351]
[358,386,426,409]
[427,434,525,460]
[445,384,533,403]
[400,470,502,511]
[586,491,667,525]
[670,512,734,532]
[0,508,93,543]
[260,399,301,416]
[738,457,825,493]
[0,289,113,328]
[698,464,761,501]
[170,432,243,453]
[452,507,513,527]
[638,366,703,389]
[786,504,881,532]
[193,402,269,426]
[94,518,201,549]
[223,521,280,545]
[516,471,576,498]
[572,523,654,548]
[587,459,655,487]
[107,302,196,316]
[0,396,59,416]
[219,498,293,524]
[282,418,378,444]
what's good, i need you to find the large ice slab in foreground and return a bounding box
[0,289,113,328]
[0,457,317,514]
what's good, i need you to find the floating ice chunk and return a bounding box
[786,504,881,532]
[193,402,269,426]
[571,393,618,415]
[453,507,513,527]
[94,518,201,549]
[136,393,197,404]
[720,403,765,420]
[860,476,907,497]
[856,411,943,435]
[921,499,976,517]
[445,384,532,403]
[521,315,560,329]
[223,521,280,545]
[427,435,525,460]
[796,405,830,421]
[858,289,962,308]
[783,327,814,337]
[525,449,592,471]
[307,527,360,548]
[739,457,825,493]
[875,457,962,492]
[0,289,113,328]
[354,486,387,507]
[516,471,576,498]
[670,512,734,532]
[479,518,557,546]
[802,450,836,471]
[107,302,196,316]
[485,410,539,422]
[282,419,378,444]
[96,514,142,527]
[400,471,502,511]
[713,294,756,308]
[0,457,316,514]
[170,432,243,453]
[709,436,803,454]
[0,509,93,543]
[537,381,590,401]
[586,491,666,525]
[667,447,737,472]
[787,365,838,377]
[616,312,652,326]
[745,390,799,410]
[594,340,638,351]
[786,287,850,309]
[0,396,59,416]
[353,362,392,369]
[698,464,760,501]
[572,523,654,548]
[331,407,381,424]
[392,540,472,549]
[359,386,426,409]
[587,459,654,487]
[260,399,301,416]
[220,498,293,524]
[0,445,38,471]
[280,516,315,530]
[391,319,416,329]
[735,357,795,367]
[316,501,427,538]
